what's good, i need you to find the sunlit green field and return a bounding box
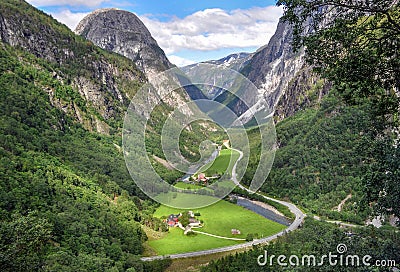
[174,181,204,190]
[198,149,240,176]
[147,198,286,255]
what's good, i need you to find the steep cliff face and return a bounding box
[234,19,307,123]
[273,67,331,122]
[76,8,207,115]
[76,9,172,76]
[0,1,147,134]
[205,19,330,124]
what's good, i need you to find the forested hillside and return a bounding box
[243,91,372,223]
[1,0,399,271]
[0,36,156,272]
[203,0,400,270]
[241,0,400,225]
[203,218,400,272]
[0,0,176,270]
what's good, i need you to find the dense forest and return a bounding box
[203,218,400,272]
[243,90,372,224]
[0,34,162,271]
[202,0,400,271]
[1,0,399,271]
[0,0,202,270]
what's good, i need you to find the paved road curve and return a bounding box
[141,148,306,262]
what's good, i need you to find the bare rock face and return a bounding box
[180,20,320,124]
[0,3,145,134]
[76,8,172,76]
[210,19,330,124]
[234,19,307,123]
[76,8,209,116]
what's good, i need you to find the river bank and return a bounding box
[236,197,292,226]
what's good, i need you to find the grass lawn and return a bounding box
[198,149,240,176]
[148,198,286,255]
[146,228,241,255]
[174,182,205,190]
[155,193,221,209]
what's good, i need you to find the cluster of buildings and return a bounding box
[165,211,201,228]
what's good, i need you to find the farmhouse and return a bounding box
[188,217,202,227]
[231,229,241,235]
[166,214,180,227]
[197,173,208,183]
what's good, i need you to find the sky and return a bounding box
[27,0,283,67]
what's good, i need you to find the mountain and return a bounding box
[0,1,147,134]
[0,0,153,270]
[76,8,207,109]
[181,53,253,100]
[179,20,326,125]
[0,1,212,270]
[77,9,320,124]
[244,19,331,122]
[76,8,172,76]
[200,19,329,124]
[233,19,308,123]
[204,52,253,71]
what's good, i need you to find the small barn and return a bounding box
[231,229,241,235]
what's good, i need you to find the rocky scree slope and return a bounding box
[201,19,330,124]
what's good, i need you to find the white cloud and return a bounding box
[27,0,109,7]
[168,55,196,67]
[37,5,283,62]
[50,10,89,30]
[139,6,283,55]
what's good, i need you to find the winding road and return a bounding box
[141,148,306,262]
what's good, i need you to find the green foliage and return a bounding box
[243,92,372,223]
[278,0,400,218]
[179,212,190,227]
[203,218,400,271]
[0,14,154,271]
[364,136,400,218]
[245,233,254,242]
[277,0,400,96]
[0,212,52,271]
[0,3,228,271]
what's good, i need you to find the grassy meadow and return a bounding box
[147,198,286,255]
[198,149,240,176]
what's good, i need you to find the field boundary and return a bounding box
[192,230,246,241]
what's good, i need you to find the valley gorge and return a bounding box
[0,0,399,271]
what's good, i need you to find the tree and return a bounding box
[179,212,190,227]
[277,0,400,102]
[0,212,53,271]
[245,233,254,242]
[277,0,400,218]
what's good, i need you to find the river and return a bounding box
[237,197,291,226]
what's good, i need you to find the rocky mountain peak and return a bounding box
[76,8,209,115]
[76,8,173,76]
